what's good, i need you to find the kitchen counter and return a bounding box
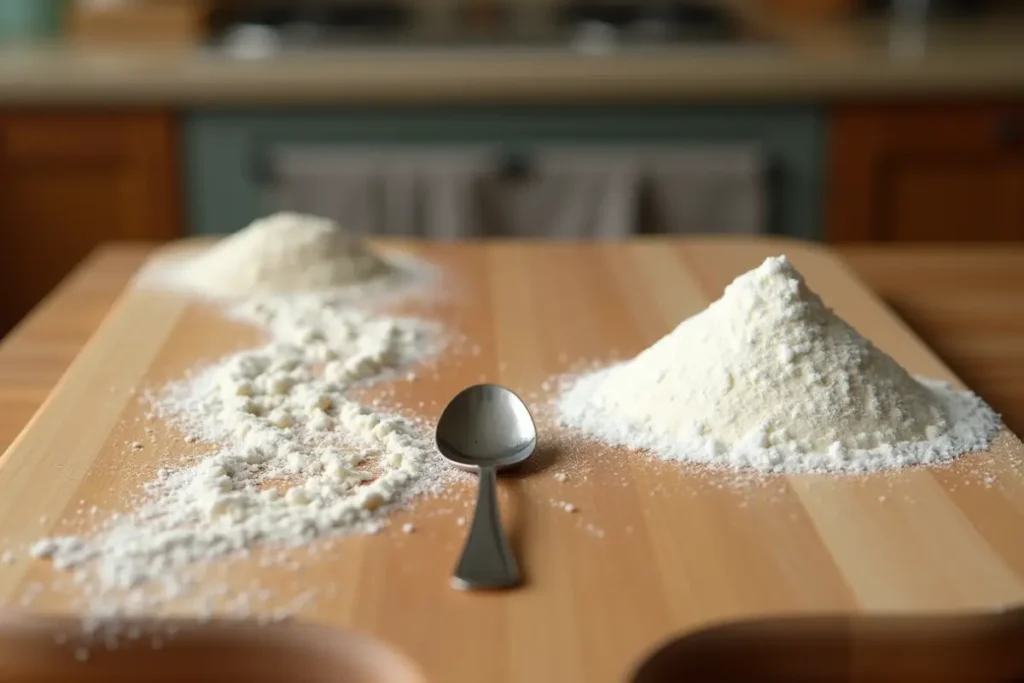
[1,241,1022,456]
[1,16,1023,104]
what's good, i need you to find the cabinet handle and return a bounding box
[997,116,1024,147]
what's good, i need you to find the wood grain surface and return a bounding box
[0,239,1023,683]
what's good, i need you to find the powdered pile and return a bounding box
[176,212,391,298]
[559,256,999,473]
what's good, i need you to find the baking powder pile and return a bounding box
[30,215,455,621]
[559,255,1000,474]
[173,212,392,298]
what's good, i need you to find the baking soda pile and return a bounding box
[30,214,455,619]
[559,256,1000,473]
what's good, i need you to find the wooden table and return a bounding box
[1,242,1022,457]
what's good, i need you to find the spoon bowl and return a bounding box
[436,384,537,590]
[436,384,537,472]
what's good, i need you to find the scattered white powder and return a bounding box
[559,255,1001,474]
[30,227,460,620]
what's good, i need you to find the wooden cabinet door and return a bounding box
[827,104,1024,242]
[0,111,180,334]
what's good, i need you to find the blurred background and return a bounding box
[0,0,1022,334]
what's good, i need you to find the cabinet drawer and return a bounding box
[843,104,1024,154]
[0,113,154,164]
[0,110,181,334]
[827,103,1024,242]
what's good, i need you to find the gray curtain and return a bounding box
[269,146,764,239]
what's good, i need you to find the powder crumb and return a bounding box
[456,517,466,526]
[402,523,415,534]
[985,475,997,486]
[554,472,569,483]
[406,372,417,382]
[131,442,144,450]
[563,503,577,513]
[878,495,887,502]
[0,551,13,565]
[184,434,199,444]
[558,255,1000,475]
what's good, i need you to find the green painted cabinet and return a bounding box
[185,106,825,238]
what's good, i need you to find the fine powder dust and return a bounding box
[29,218,458,621]
[168,212,393,298]
[559,255,1001,474]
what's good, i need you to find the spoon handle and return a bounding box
[452,465,520,590]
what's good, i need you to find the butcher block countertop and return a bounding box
[1,238,1024,683]
[1,16,1024,104]
[1,241,1022,454]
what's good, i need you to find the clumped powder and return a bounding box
[29,221,462,622]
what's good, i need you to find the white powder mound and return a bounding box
[30,293,457,619]
[559,255,1000,474]
[172,212,392,298]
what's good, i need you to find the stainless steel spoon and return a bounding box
[436,384,537,590]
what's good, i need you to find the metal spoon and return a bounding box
[436,384,537,590]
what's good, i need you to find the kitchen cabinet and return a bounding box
[0,111,181,335]
[827,104,1024,242]
[185,106,825,239]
